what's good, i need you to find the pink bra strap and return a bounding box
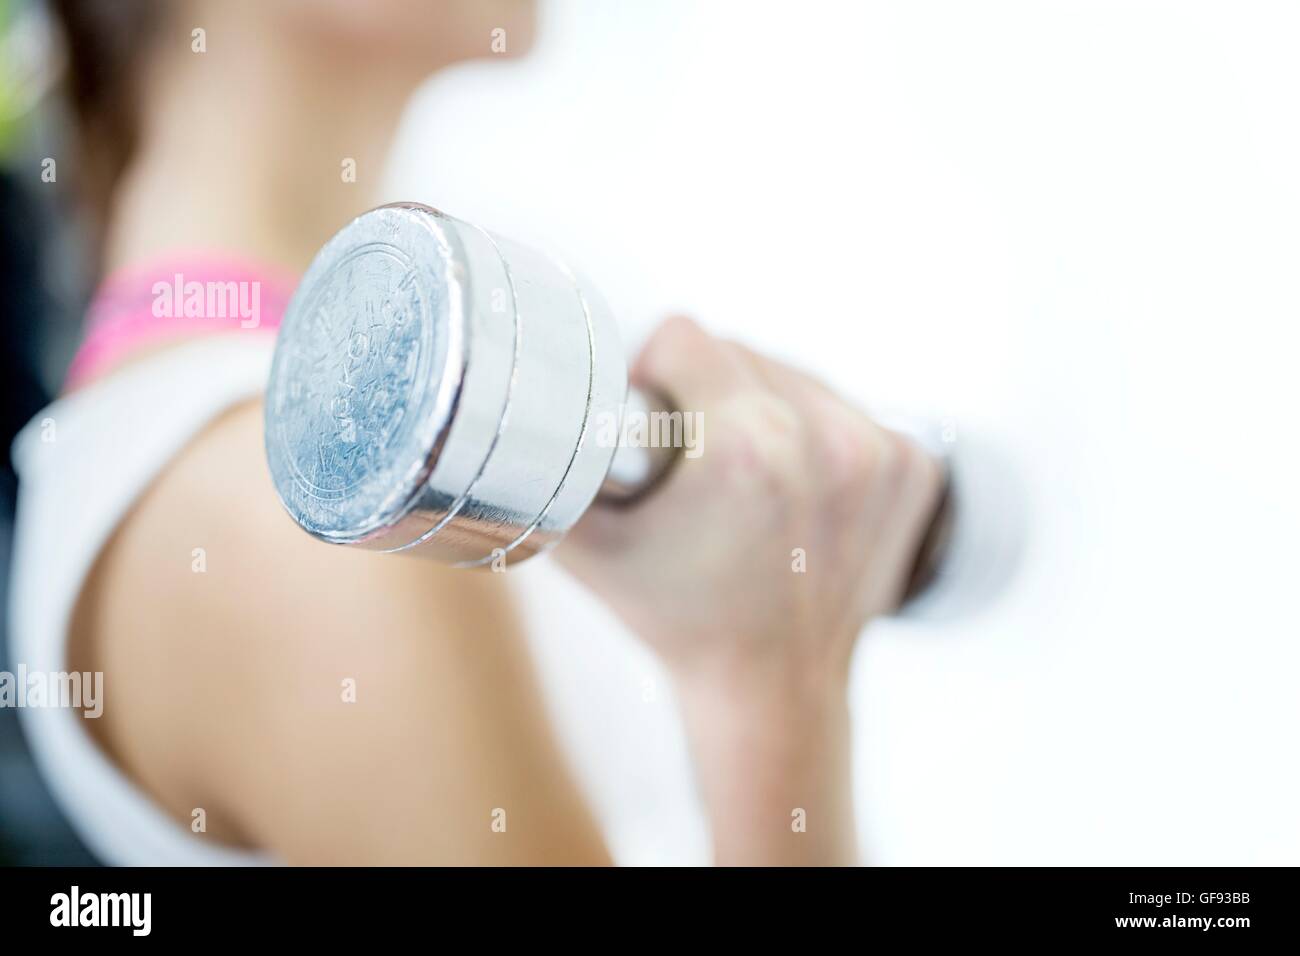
[65,253,297,391]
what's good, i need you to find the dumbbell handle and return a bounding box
[597,386,680,503]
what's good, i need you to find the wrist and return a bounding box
[672,650,858,866]
[671,642,851,726]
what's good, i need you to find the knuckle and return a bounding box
[888,434,946,523]
[879,429,918,486]
[891,432,940,491]
[713,392,805,495]
[821,425,878,495]
[635,315,702,379]
[888,431,919,480]
[804,398,879,496]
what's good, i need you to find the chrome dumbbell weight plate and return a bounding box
[265,202,662,567]
[265,204,461,547]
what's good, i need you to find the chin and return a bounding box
[278,0,538,64]
[440,0,539,61]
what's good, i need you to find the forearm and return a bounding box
[676,658,858,866]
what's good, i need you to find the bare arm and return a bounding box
[71,400,609,865]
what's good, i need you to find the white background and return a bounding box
[385,0,1300,864]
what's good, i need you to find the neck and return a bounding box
[105,21,428,276]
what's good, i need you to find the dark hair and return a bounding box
[49,0,160,227]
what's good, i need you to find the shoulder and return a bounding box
[71,398,608,863]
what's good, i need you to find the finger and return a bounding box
[631,315,760,412]
[726,344,944,611]
[727,342,853,416]
[727,341,895,504]
[863,431,946,610]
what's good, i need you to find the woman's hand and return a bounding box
[556,316,943,864]
[560,315,942,693]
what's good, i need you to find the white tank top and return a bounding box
[9,335,277,866]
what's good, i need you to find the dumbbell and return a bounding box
[264,203,1022,616]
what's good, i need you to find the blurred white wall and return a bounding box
[383,0,1300,864]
